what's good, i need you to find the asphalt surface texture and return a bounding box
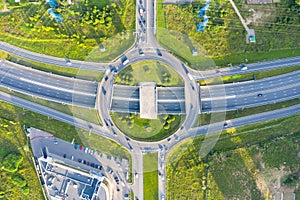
[0,59,98,107]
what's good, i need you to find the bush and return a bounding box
[2,153,23,173]
[21,186,30,195]
[11,174,27,188]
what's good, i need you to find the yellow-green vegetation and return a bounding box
[167,113,300,199]
[114,61,184,86]
[3,51,104,81]
[111,113,184,141]
[144,152,158,200]
[0,0,135,61]
[0,117,44,199]
[199,66,300,85]
[0,50,9,59]
[156,0,300,68]
[0,87,101,125]
[195,98,300,126]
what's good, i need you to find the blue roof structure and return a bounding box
[47,0,59,8]
[196,16,209,33]
[47,8,64,23]
[198,1,210,18]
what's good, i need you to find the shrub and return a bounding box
[21,186,30,195]
[2,153,23,173]
[11,174,27,188]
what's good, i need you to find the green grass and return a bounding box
[156,0,166,28]
[0,0,135,61]
[156,1,300,69]
[115,60,184,86]
[0,87,101,125]
[156,28,216,71]
[144,152,158,200]
[199,66,300,85]
[4,51,104,81]
[167,113,300,199]
[194,98,300,126]
[0,32,135,62]
[111,113,185,141]
[0,117,44,199]
[214,48,300,67]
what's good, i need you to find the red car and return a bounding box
[79,146,83,150]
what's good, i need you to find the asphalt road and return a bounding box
[0,42,108,71]
[191,56,300,80]
[0,60,98,107]
[201,70,300,112]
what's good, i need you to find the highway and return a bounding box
[190,56,300,80]
[201,70,300,112]
[0,59,98,107]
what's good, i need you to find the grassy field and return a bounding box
[0,101,130,161]
[156,0,300,69]
[194,98,300,126]
[199,66,300,85]
[144,152,158,200]
[111,113,184,141]
[0,0,135,61]
[0,117,44,199]
[115,60,184,86]
[167,113,300,199]
[3,51,104,81]
[0,87,101,125]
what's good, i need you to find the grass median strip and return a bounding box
[144,152,159,200]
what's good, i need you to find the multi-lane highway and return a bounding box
[0,59,98,107]
[191,56,300,80]
[108,70,300,114]
[201,70,300,112]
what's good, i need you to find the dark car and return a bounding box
[91,163,95,168]
[83,160,87,164]
[102,86,106,95]
[257,93,263,97]
[78,159,82,163]
[63,154,66,158]
[138,48,144,56]
[157,49,162,56]
[104,75,108,81]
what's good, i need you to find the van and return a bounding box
[121,56,129,65]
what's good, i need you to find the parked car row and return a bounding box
[74,143,94,155]
[77,158,103,170]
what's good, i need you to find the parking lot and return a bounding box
[29,128,131,200]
